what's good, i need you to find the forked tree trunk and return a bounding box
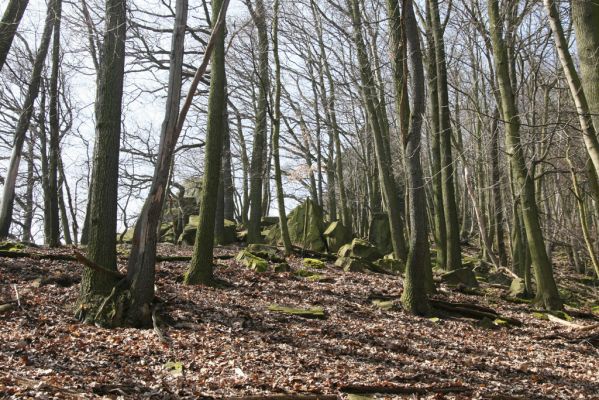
[488,0,562,310]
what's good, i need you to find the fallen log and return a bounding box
[339,383,471,395]
[226,396,338,400]
[431,299,522,326]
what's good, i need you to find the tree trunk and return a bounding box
[572,0,599,136]
[47,0,62,247]
[0,0,54,238]
[0,0,29,71]
[394,0,432,314]
[427,0,462,271]
[271,0,293,255]
[348,0,407,263]
[488,0,562,310]
[544,0,599,182]
[246,0,269,244]
[184,0,229,285]
[77,0,127,321]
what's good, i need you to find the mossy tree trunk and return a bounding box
[246,0,269,244]
[0,0,29,71]
[572,0,599,136]
[184,0,229,285]
[427,0,462,271]
[348,0,407,263]
[544,0,599,183]
[78,0,127,322]
[271,0,293,255]
[0,0,54,239]
[424,0,447,270]
[390,0,432,314]
[488,0,562,310]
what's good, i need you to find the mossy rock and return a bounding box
[335,256,368,273]
[344,238,383,262]
[303,258,326,269]
[592,305,599,316]
[183,176,203,203]
[493,318,511,328]
[119,222,175,244]
[221,219,237,245]
[246,244,280,260]
[323,220,352,253]
[268,304,326,319]
[373,258,404,275]
[266,199,327,252]
[237,229,248,242]
[235,250,269,272]
[296,268,319,278]
[337,243,353,258]
[440,267,479,288]
[0,241,26,251]
[368,212,393,255]
[509,277,527,298]
[261,216,279,227]
[306,274,333,283]
[488,271,512,286]
[177,215,201,245]
[273,263,291,273]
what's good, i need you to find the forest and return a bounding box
[0,0,598,398]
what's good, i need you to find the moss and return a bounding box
[592,305,599,315]
[372,299,395,311]
[303,258,326,269]
[0,241,25,252]
[235,250,269,272]
[267,304,326,318]
[532,312,549,320]
[296,268,316,277]
[493,318,511,328]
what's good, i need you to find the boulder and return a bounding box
[273,262,291,273]
[335,256,368,273]
[235,250,269,272]
[266,199,327,252]
[261,216,280,227]
[509,277,527,298]
[440,267,479,287]
[368,212,393,255]
[120,222,176,244]
[488,271,512,286]
[303,258,326,269]
[348,238,383,262]
[323,220,352,253]
[178,215,200,245]
[246,244,281,261]
[337,243,353,258]
[373,258,404,275]
[221,219,237,245]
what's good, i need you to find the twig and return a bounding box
[12,284,21,308]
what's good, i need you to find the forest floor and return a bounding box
[0,243,598,399]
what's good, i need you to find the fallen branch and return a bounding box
[547,314,599,331]
[226,396,338,400]
[74,251,125,279]
[431,299,522,326]
[339,383,471,395]
[0,303,16,314]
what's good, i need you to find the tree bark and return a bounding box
[0,0,54,238]
[488,0,562,310]
[0,0,29,71]
[184,0,229,285]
